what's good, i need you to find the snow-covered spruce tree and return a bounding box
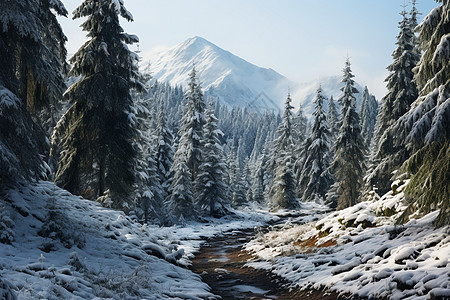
[177,66,206,188]
[292,104,308,143]
[359,86,378,148]
[131,85,164,223]
[292,104,310,182]
[225,148,238,203]
[243,157,253,202]
[366,8,420,195]
[327,95,340,140]
[409,0,420,54]
[53,0,143,207]
[166,160,195,223]
[195,106,228,217]
[232,161,248,208]
[297,86,333,203]
[394,0,450,227]
[328,59,365,210]
[154,103,174,199]
[166,66,205,220]
[0,86,48,186]
[0,0,67,185]
[0,0,67,121]
[269,93,299,210]
[251,152,267,204]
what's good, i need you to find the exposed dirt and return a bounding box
[294,235,337,253]
[190,228,340,299]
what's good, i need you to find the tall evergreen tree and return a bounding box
[297,86,333,203]
[366,8,420,194]
[251,152,267,204]
[328,59,365,209]
[232,157,247,207]
[195,106,228,217]
[166,160,195,223]
[131,86,164,223]
[394,0,450,227]
[292,104,308,142]
[0,0,67,185]
[154,103,174,198]
[408,0,420,54]
[53,0,143,207]
[270,93,298,209]
[167,66,205,219]
[0,0,67,119]
[225,147,238,203]
[177,66,206,185]
[359,86,379,148]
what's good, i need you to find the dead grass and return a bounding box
[294,235,337,253]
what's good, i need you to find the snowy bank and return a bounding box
[0,181,271,299]
[244,181,450,300]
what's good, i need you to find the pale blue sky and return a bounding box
[59,0,437,99]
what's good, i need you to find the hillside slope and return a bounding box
[0,181,270,299]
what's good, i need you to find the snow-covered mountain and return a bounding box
[142,36,291,112]
[142,36,369,117]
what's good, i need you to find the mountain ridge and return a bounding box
[142,36,370,116]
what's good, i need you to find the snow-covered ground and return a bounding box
[2,180,448,299]
[244,180,450,300]
[0,181,272,299]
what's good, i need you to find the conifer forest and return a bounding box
[0,0,449,299]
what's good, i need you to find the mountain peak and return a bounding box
[180,36,216,51]
[143,37,290,110]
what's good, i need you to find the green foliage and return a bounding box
[398,140,450,227]
[330,59,366,210]
[53,0,142,206]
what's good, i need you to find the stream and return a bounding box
[190,220,340,300]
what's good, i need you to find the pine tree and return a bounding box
[154,103,174,198]
[328,59,365,209]
[167,66,205,219]
[271,156,298,210]
[270,93,298,209]
[53,0,143,207]
[232,159,247,207]
[166,161,195,222]
[243,158,253,202]
[297,86,333,203]
[177,66,206,185]
[394,0,450,227]
[359,86,378,148]
[195,107,228,217]
[366,8,420,195]
[131,84,164,223]
[251,152,267,204]
[0,0,67,185]
[0,87,47,185]
[225,148,238,203]
[408,0,420,54]
[327,96,339,140]
[0,0,67,118]
[293,104,308,142]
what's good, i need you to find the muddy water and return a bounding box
[190,227,339,300]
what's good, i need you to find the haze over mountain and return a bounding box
[294,76,364,119]
[142,36,369,117]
